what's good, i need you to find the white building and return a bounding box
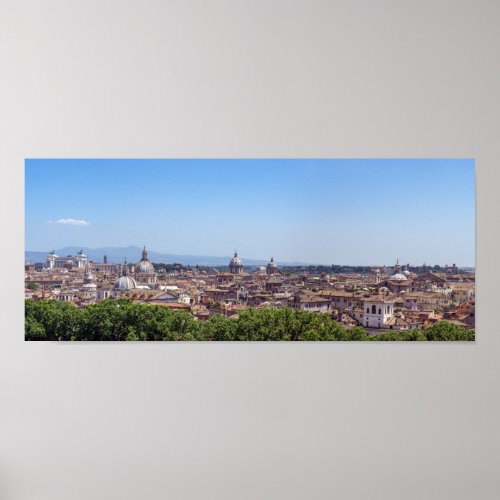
[96,286,112,301]
[47,250,89,269]
[359,296,395,329]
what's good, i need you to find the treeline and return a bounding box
[25,299,474,342]
[150,263,467,275]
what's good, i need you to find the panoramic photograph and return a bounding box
[24,159,475,341]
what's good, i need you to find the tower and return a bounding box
[83,261,94,284]
[394,259,401,274]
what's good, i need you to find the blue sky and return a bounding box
[25,159,475,266]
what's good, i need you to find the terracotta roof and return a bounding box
[362,295,394,304]
[296,296,331,303]
[385,316,409,326]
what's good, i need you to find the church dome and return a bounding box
[403,269,411,277]
[389,260,407,281]
[136,260,155,273]
[230,252,242,266]
[389,273,408,281]
[114,259,137,290]
[114,275,137,291]
[229,251,243,274]
[266,256,279,275]
[136,246,155,273]
[267,257,277,268]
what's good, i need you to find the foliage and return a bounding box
[25,299,474,342]
[369,321,474,341]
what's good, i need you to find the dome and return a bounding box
[136,260,155,273]
[114,275,137,291]
[229,251,244,274]
[266,256,279,275]
[403,269,411,277]
[389,273,408,281]
[114,259,137,290]
[389,260,407,281]
[136,246,155,273]
[82,283,97,289]
[230,253,242,266]
[267,257,277,268]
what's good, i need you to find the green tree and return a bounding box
[424,321,474,341]
[25,299,474,342]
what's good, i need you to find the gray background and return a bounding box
[0,1,499,499]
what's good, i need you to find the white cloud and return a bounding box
[56,218,90,226]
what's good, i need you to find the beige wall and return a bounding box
[2,2,497,500]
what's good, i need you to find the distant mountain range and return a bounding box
[24,246,312,267]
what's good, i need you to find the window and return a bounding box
[371,305,376,314]
[378,309,381,314]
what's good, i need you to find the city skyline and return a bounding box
[25,245,472,269]
[25,159,475,266]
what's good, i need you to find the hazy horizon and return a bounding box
[24,245,474,268]
[25,159,475,266]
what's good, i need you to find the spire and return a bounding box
[142,245,148,260]
[84,260,94,283]
[394,259,401,273]
[234,250,238,257]
[122,258,128,276]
